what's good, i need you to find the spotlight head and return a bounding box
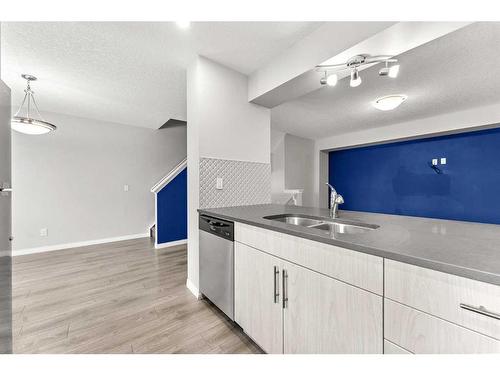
[388,64,400,78]
[320,72,327,85]
[326,74,338,87]
[379,66,390,76]
[350,69,362,87]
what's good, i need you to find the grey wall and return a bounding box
[12,111,186,252]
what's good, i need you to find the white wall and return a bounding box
[312,101,500,207]
[187,56,271,294]
[12,111,186,252]
[197,57,270,163]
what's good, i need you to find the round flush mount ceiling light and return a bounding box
[176,21,191,29]
[11,74,57,135]
[372,95,408,111]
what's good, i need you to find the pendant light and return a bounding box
[11,74,57,135]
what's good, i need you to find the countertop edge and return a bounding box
[198,208,500,287]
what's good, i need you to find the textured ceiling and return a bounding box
[1,22,321,129]
[271,22,500,140]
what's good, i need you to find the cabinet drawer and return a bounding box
[385,260,500,339]
[384,339,411,354]
[235,222,383,294]
[384,299,500,354]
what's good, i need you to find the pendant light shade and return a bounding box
[11,74,56,135]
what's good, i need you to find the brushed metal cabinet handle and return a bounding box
[273,266,280,303]
[282,269,288,309]
[0,187,12,194]
[460,303,500,320]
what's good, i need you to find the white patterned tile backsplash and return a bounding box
[199,158,271,209]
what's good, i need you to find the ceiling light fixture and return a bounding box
[11,74,56,135]
[350,69,362,87]
[372,94,408,111]
[176,21,191,29]
[316,54,399,88]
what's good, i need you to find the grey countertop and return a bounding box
[198,204,500,286]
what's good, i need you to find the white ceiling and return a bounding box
[271,22,500,140]
[1,22,321,129]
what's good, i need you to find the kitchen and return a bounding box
[0,3,499,374]
[194,22,500,354]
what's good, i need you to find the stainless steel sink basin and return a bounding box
[263,214,379,234]
[267,215,323,227]
[308,222,377,235]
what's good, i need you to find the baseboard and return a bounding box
[13,232,150,256]
[155,239,187,249]
[186,278,201,299]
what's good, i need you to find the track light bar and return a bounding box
[317,54,399,88]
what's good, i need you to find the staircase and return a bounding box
[151,158,187,249]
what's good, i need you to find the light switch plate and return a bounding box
[440,158,447,165]
[432,159,438,166]
[40,228,48,237]
[216,177,223,190]
[124,184,129,192]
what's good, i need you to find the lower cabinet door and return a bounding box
[283,260,383,354]
[234,242,283,353]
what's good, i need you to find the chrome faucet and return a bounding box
[325,183,344,218]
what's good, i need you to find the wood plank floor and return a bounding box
[12,238,262,354]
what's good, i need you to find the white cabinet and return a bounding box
[234,242,283,354]
[384,299,500,354]
[384,340,411,354]
[385,259,500,340]
[283,260,382,353]
[234,223,500,354]
[236,222,383,294]
[234,240,383,354]
[384,260,500,353]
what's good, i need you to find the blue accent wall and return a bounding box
[328,127,500,224]
[157,168,187,244]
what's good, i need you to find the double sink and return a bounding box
[263,214,379,235]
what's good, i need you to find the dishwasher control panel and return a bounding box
[199,214,234,241]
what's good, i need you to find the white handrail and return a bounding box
[151,158,187,193]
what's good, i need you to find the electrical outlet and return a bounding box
[216,177,223,190]
[124,184,129,192]
[440,158,447,165]
[40,228,48,237]
[432,159,438,166]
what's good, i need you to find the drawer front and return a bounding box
[384,339,411,354]
[235,222,383,294]
[384,299,500,354]
[385,259,500,339]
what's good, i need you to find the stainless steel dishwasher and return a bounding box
[199,214,234,320]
